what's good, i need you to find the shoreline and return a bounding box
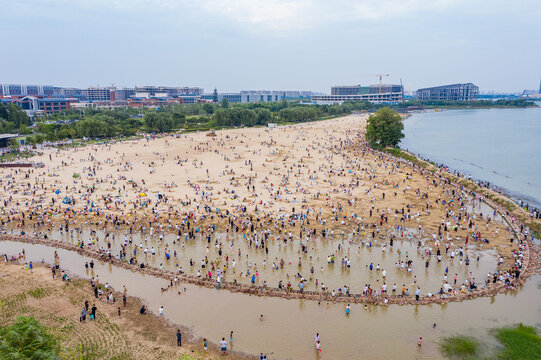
[0,257,254,360]
[2,218,537,306]
[400,108,541,212]
[1,114,539,304]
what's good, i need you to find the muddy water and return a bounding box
[48,228,499,295]
[45,199,506,295]
[2,240,539,360]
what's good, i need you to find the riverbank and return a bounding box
[0,259,247,360]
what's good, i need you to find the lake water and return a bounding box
[400,107,541,209]
[2,240,540,360]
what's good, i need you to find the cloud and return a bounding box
[1,0,466,33]
[198,0,312,31]
[195,0,465,32]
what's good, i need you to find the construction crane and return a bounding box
[373,74,390,94]
[359,74,390,94]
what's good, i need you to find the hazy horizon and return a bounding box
[1,0,540,93]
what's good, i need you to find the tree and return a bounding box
[144,112,174,132]
[212,88,218,103]
[255,108,271,125]
[202,103,214,115]
[7,103,30,129]
[0,316,61,359]
[221,98,229,109]
[365,107,404,149]
[0,104,8,120]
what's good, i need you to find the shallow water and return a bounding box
[401,108,541,208]
[2,240,539,360]
[40,198,508,297]
[47,221,501,296]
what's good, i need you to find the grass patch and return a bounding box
[0,150,35,162]
[28,287,49,299]
[525,220,541,238]
[494,324,541,360]
[384,147,428,168]
[440,335,479,359]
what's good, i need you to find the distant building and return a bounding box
[219,92,280,104]
[135,86,203,96]
[81,87,113,102]
[313,84,403,104]
[1,96,75,116]
[331,85,370,95]
[0,84,55,97]
[111,88,135,102]
[520,78,541,99]
[219,93,242,103]
[416,83,479,101]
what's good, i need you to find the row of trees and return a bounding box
[0,103,31,133]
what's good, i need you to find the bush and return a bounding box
[0,316,61,359]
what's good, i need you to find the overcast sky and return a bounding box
[1,0,540,93]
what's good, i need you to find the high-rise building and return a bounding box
[416,83,479,101]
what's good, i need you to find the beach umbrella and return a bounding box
[62,197,71,204]
[139,193,147,197]
[55,190,61,194]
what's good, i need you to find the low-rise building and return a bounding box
[313,84,403,104]
[416,83,479,101]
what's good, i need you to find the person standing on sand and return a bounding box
[90,304,97,320]
[220,337,227,354]
[176,330,182,347]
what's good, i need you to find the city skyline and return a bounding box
[1,0,540,92]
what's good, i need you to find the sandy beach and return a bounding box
[0,114,536,301]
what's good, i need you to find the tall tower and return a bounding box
[538,77,541,94]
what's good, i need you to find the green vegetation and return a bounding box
[365,107,404,149]
[440,336,479,359]
[1,96,535,144]
[0,150,35,163]
[0,103,31,134]
[494,324,541,360]
[0,316,61,359]
[439,324,541,360]
[384,147,427,167]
